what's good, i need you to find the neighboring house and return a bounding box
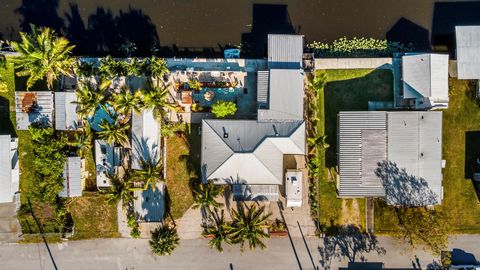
[133,183,165,222]
[201,34,306,202]
[55,92,80,130]
[59,157,83,198]
[401,53,449,109]
[95,140,122,188]
[131,109,160,170]
[338,111,443,206]
[0,135,19,203]
[15,91,54,130]
[455,25,480,79]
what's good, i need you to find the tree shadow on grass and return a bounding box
[319,224,386,270]
[323,69,394,168]
[464,131,480,203]
[0,96,16,136]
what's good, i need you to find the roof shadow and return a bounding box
[241,4,297,58]
[386,17,431,52]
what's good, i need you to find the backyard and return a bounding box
[165,124,201,220]
[315,69,393,230]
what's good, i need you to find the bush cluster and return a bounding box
[77,56,168,79]
[308,37,414,57]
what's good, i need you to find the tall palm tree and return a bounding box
[97,119,130,147]
[203,209,231,252]
[133,159,164,191]
[192,180,224,217]
[101,171,137,209]
[73,79,111,120]
[225,203,271,252]
[149,224,180,256]
[112,87,142,122]
[9,24,76,89]
[67,124,93,157]
[148,57,168,87]
[142,80,177,120]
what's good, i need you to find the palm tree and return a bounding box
[142,80,177,120]
[101,171,137,209]
[202,209,231,252]
[9,24,76,89]
[307,134,330,153]
[192,180,224,219]
[148,57,168,87]
[97,119,130,147]
[225,203,271,252]
[309,72,327,96]
[133,159,164,191]
[112,87,142,121]
[67,124,93,157]
[73,79,111,120]
[149,224,180,256]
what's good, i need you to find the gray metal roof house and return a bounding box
[95,140,122,188]
[401,53,449,109]
[0,135,19,203]
[131,109,160,170]
[15,91,54,130]
[54,92,80,130]
[133,183,165,222]
[338,111,443,206]
[201,34,306,201]
[455,26,480,79]
[59,157,83,198]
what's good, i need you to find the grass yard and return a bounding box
[165,124,201,220]
[316,69,393,230]
[67,193,120,239]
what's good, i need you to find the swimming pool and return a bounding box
[88,104,116,131]
[192,87,243,106]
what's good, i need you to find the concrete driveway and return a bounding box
[0,202,21,243]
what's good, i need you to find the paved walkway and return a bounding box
[175,206,203,240]
[1,235,479,270]
[0,203,21,243]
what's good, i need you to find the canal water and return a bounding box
[1,0,479,56]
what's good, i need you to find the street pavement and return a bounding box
[0,235,479,270]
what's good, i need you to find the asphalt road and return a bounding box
[0,236,478,270]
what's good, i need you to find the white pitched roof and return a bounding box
[0,135,19,203]
[131,109,160,170]
[55,92,79,130]
[456,26,480,79]
[268,34,303,69]
[59,157,82,198]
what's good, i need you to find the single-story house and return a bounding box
[55,92,80,131]
[131,109,159,170]
[0,135,19,203]
[455,25,480,79]
[59,157,83,198]
[95,140,122,188]
[201,34,306,202]
[338,111,443,206]
[133,183,165,222]
[401,53,449,109]
[15,91,54,130]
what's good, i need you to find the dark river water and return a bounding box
[1,0,479,57]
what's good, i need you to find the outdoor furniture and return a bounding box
[181,90,193,104]
[204,90,215,101]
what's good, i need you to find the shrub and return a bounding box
[149,225,180,256]
[269,219,287,232]
[127,213,141,238]
[308,37,414,57]
[211,101,237,118]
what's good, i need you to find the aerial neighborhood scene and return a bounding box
[1,1,480,269]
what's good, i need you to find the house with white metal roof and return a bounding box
[55,92,80,130]
[95,140,122,188]
[15,91,54,130]
[401,53,449,109]
[201,34,306,202]
[133,182,165,222]
[0,135,19,203]
[131,109,160,170]
[59,157,83,198]
[338,111,443,206]
[455,26,480,79]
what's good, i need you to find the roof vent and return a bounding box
[272,124,279,136]
[222,127,229,138]
[420,152,424,157]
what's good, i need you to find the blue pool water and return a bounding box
[192,87,243,106]
[88,104,116,131]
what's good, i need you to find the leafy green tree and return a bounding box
[127,212,141,238]
[97,119,130,147]
[150,225,180,256]
[225,204,271,252]
[203,209,231,252]
[307,134,330,152]
[211,101,237,118]
[133,159,164,191]
[67,124,93,157]
[101,171,137,209]
[9,24,75,89]
[98,56,128,78]
[160,122,186,138]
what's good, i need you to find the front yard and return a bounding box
[315,68,393,229]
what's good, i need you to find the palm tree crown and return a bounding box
[142,80,176,120]
[97,119,130,147]
[133,159,164,191]
[9,24,76,89]
[101,171,137,209]
[112,87,142,119]
[192,180,224,211]
[203,209,231,252]
[67,124,93,157]
[149,225,180,256]
[225,204,271,252]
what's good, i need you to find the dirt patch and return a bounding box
[340,199,361,226]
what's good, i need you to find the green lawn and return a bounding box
[315,69,393,230]
[165,124,201,220]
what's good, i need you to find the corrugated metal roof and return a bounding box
[268,34,303,69]
[202,119,305,185]
[95,140,115,188]
[232,184,279,201]
[456,26,480,79]
[131,109,160,170]
[15,91,54,130]
[0,135,18,203]
[59,157,82,197]
[402,53,449,103]
[133,182,164,222]
[55,92,79,130]
[257,71,269,108]
[258,69,304,121]
[338,111,387,197]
